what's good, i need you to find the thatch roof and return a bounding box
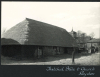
[1,38,20,45]
[87,39,100,43]
[1,18,77,47]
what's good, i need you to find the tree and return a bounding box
[77,30,82,37]
[89,32,95,39]
[77,30,82,44]
[81,33,86,48]
[72,44,75,64]
[77,30,89,50]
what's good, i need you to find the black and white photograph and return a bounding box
[1,2,100,65]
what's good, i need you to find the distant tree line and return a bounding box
[77,30,95,43]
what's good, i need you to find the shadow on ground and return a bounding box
[34,52,93,62]
[1,51,95,65]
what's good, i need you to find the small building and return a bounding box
[86,39,100,53]
[1,18,78,58]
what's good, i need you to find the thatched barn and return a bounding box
[1,18,78,58]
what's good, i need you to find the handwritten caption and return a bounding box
[46,66,95,77]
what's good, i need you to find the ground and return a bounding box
[1,51,100,65]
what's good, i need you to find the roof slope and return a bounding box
[2,18,77,47]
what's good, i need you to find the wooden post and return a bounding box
[37,47,39,58]
[72,45,75,64]
[42,47,44,58]
[21,45,24,60]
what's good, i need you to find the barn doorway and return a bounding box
[37,46,44,58]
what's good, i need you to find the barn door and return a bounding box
[37,46,43,58]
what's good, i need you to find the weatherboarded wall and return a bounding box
[43,46,64,56]
[1,45,65,58]
[59,47,65,54]
[43,46,55,56]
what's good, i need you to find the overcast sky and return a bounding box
[1,2,100,38]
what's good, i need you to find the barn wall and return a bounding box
[34,49,38,57]
[67,48,73,54]
[34,48,43,58]
[43,46,65,56]
[20,46,65,58]
[1,45,67,58]
[1,45,21,57]
[21,45,37,58]
[59,47,64,54]
[43,46,55,56]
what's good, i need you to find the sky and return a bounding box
[1,2,100,38]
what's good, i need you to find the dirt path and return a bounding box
[1,51,100,65]
[75,52,100,65]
